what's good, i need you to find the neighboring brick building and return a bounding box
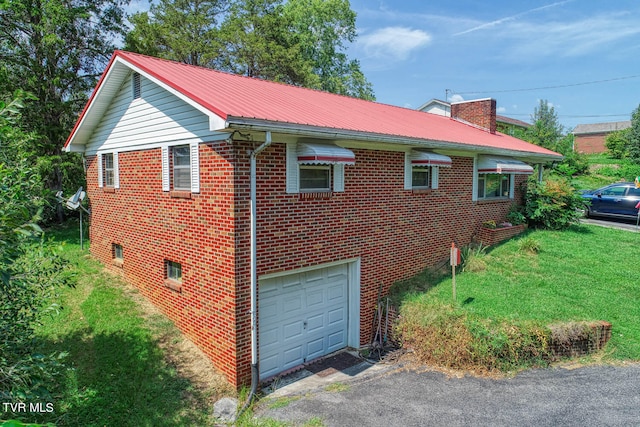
[64,51,561,387]
[573,121,631,154]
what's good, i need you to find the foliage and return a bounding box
[627,104,640,163]
[282,0,375,99]
[125,0,225,66]
[396,302,551,372]
[0,95,72,406]
[506,204,526,225]
[125,0,375,100]
[461,244,487,273]
[517,236,540,254]
[525,99,564,150]
[481,220,496,229]
[553,149,589,177]
[524,176,584,230]
[605,128,631,159]
[215,0,316,87]
[0,0,129,221]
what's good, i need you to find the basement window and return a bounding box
[164,260,182,292]
[112,243,123,267]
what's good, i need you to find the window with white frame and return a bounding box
[411,166,430,189]
[286,142,354,194]
[172,145,191,190]
[161,143,200,193]
[299,165,332,192]
[404,150,452,190]
[477,173,511,199]
[474,156,533,201]
[103,153,115,187]
[98,151,119,189]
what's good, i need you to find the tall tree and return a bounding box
[283,0,374,100]
[125,0,375,100]
[125,0,226,67]
[215,0,316,86]
[525,99,564,151]
[0,0,130,221]
[627,104,640,163]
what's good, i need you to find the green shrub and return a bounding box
[524,177,584,230]
[461,244,488,273]
[518,236,541,254]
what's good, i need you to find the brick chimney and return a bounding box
[451,98,497,134]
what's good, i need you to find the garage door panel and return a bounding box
[328,330,346,351]
[306,313,325,333]
[306,337,325,360]
[283,345,304,368]
[327,283,345,301]
[306,288,325,308]
[283,320,304,341]
[328,307,345,326]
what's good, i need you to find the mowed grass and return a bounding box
[29,222,233,426]
[398,224,640,361]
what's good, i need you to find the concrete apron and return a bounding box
[261,350,392,398]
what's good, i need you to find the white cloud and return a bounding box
[359,27,432,61]
[449,94,465,103]
[497,106,506,113]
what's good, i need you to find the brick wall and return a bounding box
[574,134,607,153]
[87,139,527,387]
[451,99,497,134]
[86,141,243,385]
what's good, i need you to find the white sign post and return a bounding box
[450,243,460,303]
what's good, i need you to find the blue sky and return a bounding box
[125,0,640,131]
[348,0,640,131]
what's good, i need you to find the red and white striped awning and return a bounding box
[410,150,452,167]
[478,156,534,174]
[297,142,355,165]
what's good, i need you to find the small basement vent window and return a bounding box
[132,72,141,99]
[165,260,182,281]
[113,243,123,260]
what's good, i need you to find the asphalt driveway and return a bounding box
[255,362,640,426]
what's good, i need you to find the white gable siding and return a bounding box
[85,73,217,155]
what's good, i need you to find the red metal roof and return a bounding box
[65,50,561,159]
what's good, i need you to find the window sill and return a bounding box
[112,258,123,268]
[299,191,332,200]
[475,197,512,205]
[411,188,433,194]
[103,187,116,193]
[164,279,182,292]
[170,191,192,199]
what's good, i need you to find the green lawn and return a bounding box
[26,222,233,427]
[398,224,640,361]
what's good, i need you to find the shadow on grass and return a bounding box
[22,328,213,427]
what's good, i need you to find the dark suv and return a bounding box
[581,182,640,219]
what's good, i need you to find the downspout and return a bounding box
[239,131,272,416]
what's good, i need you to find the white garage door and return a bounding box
[259,263,349,380]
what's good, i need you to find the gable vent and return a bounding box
[132,72,141,99]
